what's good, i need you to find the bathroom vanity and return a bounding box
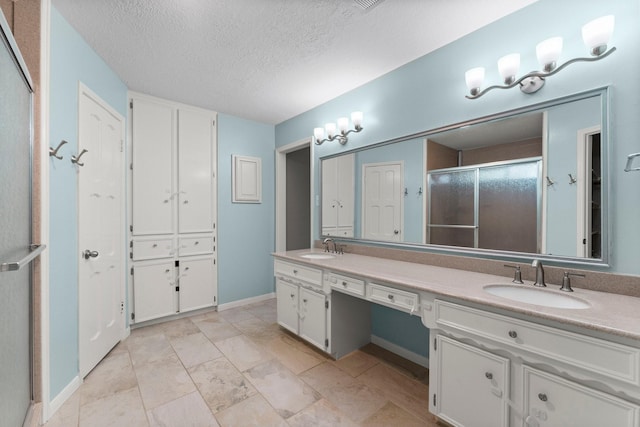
[272,249,640,427]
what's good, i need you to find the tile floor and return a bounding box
[43,298,446,427]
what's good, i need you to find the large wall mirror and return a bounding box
[320,88,609,265]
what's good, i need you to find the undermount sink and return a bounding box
[299,253,336,260]
[483,284,591,309]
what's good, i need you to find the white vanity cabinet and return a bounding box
[275,260,328,352]
[429,299,640,427]
[433,335,509,427]
[321,154,354,237]
[129,92,217,324]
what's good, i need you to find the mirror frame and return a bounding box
[319,86,610,267]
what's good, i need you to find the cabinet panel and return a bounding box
[132,98,174,235]
[368,282,418,313]
[178,257,216,312]
[435,300,640,386]
[132,237,174,261]
[299,288,327,351]
[321,154,354,233]
[178,108,215,233]
[274,259,322,288]
[133,260,176,323]
[178,236,214,256]
[435,335,509,427]
[523,366,639,427]
[327,272,365,297]
[276,279,299,334]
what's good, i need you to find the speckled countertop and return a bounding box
[273,249,640,343]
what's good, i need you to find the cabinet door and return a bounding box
[434,335,509,427]
[133,260,176,323]
[131,97,175,235]
[178,257,216,313]
[299,288,327,351]
[178,108,216,233]
[321,157,339,229]
[276,279,299,334]
[524,366,640,427]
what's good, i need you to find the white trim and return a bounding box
[422,139,428,244]
[576,126,601,258]
[540,111,548,254]
[47,375,81,418]
[40,0,52,422]
[370,335,429,367]
[217,292,275,311]
[275,137,313,252]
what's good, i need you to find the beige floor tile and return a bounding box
[135,354,197,410]
[243,301,277,322]
[80,351,137,405]
[160,317,202,339]
[215,335,273,372]
[219,307,258,323]
[78,388,148,427]
[169,332,222,368]
[188,358,257,413]
[287,398,358,427]
[215,394,287,427]
[147,391,219,427]
[300,361,358,392]
[194,318,242,342]
[127,333,175,367]
[43,392,80,427]
[357,362,433,422]
[332,349,380,377]
[361,401,432,427]
[261,333,325,375]
[321,380,388,423]
[244,360,319,419]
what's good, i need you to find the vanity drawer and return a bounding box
[178,236,214,256]
[274,259,322,286]
[368,283,419,314]
[132,237,174,260]
[435,300,640,386]
[326,272,365,297]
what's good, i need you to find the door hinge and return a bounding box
[120,140,124,152]
[130,163,133,170]
[129,241,133,248]
[175,286,180,292]
[130,267,134,275]
[214,296,216,303]
[212,119,216,126]
[131,312,135,320]
[325,300,329,309]
[434,338,437,351]
[130,252,133,259]
[213,258,216,265]
[120,301,124,314]
[130,225,133,232]
[325,338,329,348]
[130,100,133,109]
[433,394,436,406]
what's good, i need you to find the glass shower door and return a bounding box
[0,12,42,427]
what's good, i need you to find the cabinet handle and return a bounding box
[290,293,295,298]
[303,299,307,303]
[183,200,189,204]
[342,281,347,287]
[485,372,493,380]
[538,393,548,402]
[152,243,158,248]
[293,269,298,274]
[508,330,518,339]
[388,294,395,300]
[194,241,199,245]
[165,269,170,273]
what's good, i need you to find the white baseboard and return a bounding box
[371,335,429,368]
[47,375,81,420]
[218,292,275,311]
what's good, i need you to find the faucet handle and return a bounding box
[560,271,585,292]
[504,264,524,284]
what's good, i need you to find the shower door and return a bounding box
[0,12,43,427]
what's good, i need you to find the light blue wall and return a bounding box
[49,7,128,397]
[276,0,640,358]
[217,114,275,304]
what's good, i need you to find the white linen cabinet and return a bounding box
[129,92,217,323]
[321,153,354,237]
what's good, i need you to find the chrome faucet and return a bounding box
[323,238,335,253]
[532,259,546,287]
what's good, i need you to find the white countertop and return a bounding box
[273,249,640,343]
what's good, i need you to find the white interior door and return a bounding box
[78,84,125,377]
[362,162,403,242]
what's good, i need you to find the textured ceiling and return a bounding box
[52,0,538,124]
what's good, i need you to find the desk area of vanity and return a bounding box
[272,249,640,427]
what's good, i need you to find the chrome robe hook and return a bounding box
[71,149,88,166]
[49,140,68,159]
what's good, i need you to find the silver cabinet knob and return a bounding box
[508,330,518,339]
[538,393,548,402]
[485,372,493,380]
[388,294,395,300]
[83,250,99,259]
[394,230,399,235]
[342,281,347,287]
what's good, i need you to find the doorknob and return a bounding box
[83,250,99,259]
[394,230,399,235]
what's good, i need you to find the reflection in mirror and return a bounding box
[320,89,607,263]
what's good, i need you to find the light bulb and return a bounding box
[465,67,485,96]
[582,15,614,56]
[325,123,336,138]
[314,127,324,141]
[498,53,520,85]
[337,117,349,133]
[351,111,363,129]
[536,37,563,72]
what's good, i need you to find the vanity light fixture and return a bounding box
[465,15,616,99]
[313,111,363,145]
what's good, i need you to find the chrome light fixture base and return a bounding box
[519,76,545,94]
